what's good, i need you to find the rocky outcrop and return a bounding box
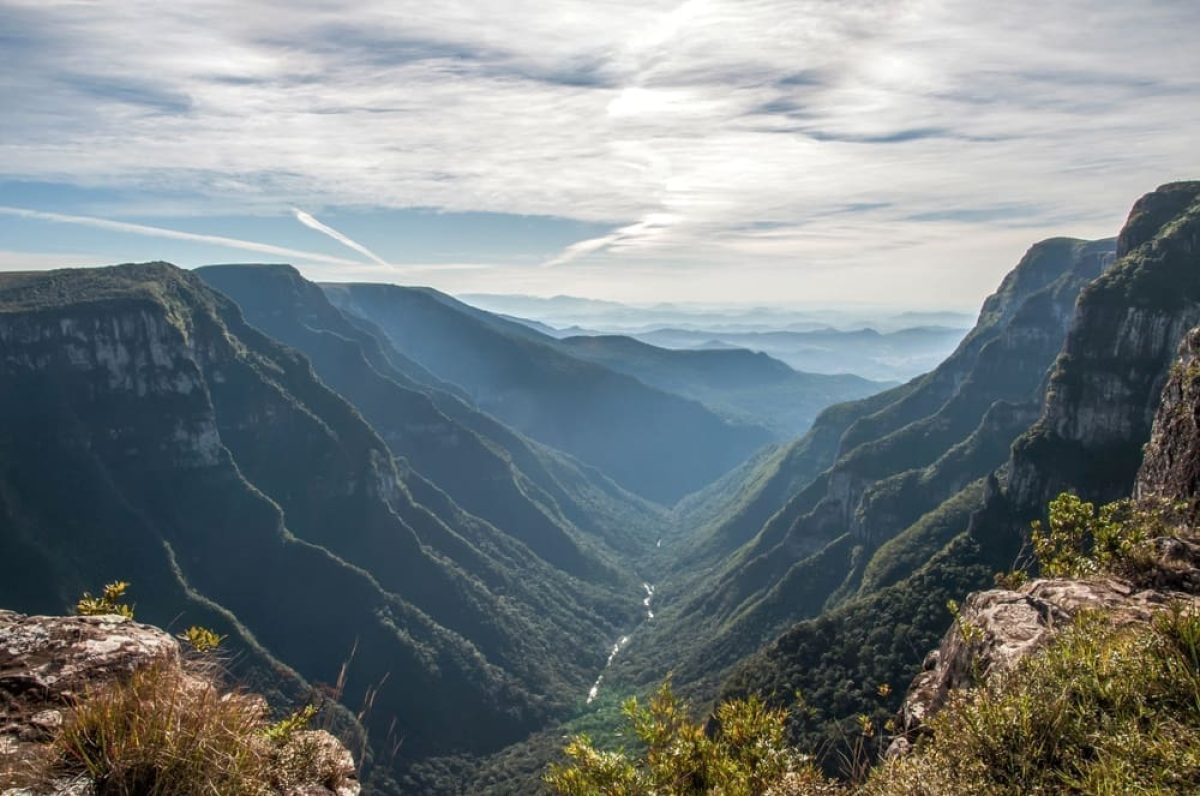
[1137,326,1200,522]
[0,610,358,795]
[894,577,1200,746]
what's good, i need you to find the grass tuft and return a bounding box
[49,663,351,796]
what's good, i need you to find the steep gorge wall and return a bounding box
[977,181,1200,554]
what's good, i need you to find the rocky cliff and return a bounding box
[1137,326,1200,521]
[987,181,1200,539]
[713,181,1200,772]
[0,610,358,795]
[893,575,1200,751]
[896,320,1200,753]
[0,263,643,793]
[620,235,1116,698]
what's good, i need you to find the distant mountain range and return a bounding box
[556,334,885,439]
[458,293,976,336]
[470,299,970,382]
[321,283,885,502]
[631,326,965,382]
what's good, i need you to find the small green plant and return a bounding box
[75,581,135,619]
[263,704,318,745]
[177,625,225,653]
[946,599,983,646]
[993,569,1028,590]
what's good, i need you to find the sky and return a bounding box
[0,0,1197,309]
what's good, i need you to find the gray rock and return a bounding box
[896,577,1200,736]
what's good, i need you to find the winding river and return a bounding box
[585,581,656,704]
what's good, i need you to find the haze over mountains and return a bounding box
[458,294,972,382]
[0,182,1198,795]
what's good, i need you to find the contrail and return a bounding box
[292,208,389,267]
[542,213,675,268]
[0,206,364,267]
[542,234,617,268]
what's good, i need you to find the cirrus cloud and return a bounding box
[0,0,1197,305]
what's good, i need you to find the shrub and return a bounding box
[1030,493,1184,578]
[177,625,226,653]
[51,665,347,796]
[75,581,135,619]
[545,681,843,796]
[262,704,318,745]
[55,663,270,795]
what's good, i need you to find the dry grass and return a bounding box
[42,661,353,796]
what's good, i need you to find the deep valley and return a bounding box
[2,182,1200,795]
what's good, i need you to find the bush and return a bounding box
[55,663,270,795]
[75,581,135,619]
[1031,493,1184,578]
[545,681,843,796]
[177,625,225,653]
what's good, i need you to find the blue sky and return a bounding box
[0,0,1197,307]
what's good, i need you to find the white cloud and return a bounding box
[0,0,1198,304]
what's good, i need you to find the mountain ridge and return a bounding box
[323,281,774,503]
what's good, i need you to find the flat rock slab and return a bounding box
[1,611,179,720]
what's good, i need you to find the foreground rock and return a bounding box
[894,576,1200,746]
[0,611,358,796]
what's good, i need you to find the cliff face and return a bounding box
[841,237,1114,456]
[623,236,1116,692]
[712,182,1200,772]
[830,237,1115,542]
[1137,326,1200,521]
[742,235,1111,579]
[0,263,639,791]
[996,182,1200,526]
